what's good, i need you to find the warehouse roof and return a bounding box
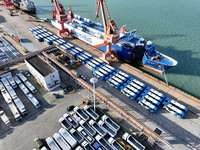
[26,55,56,76]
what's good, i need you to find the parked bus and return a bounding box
[128,77,146,89]
[143,89,164,102]
[140,93,161,107]
[137,97,158,113]
[145,87,165,99]
[162,97,188,119]
[105,77,122,89]
[120,86,137,100]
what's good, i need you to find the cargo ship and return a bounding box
[12,0,36,13]
[51,6,177,74]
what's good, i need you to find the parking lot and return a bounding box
[0,63,85,149]
[0,61,154,150]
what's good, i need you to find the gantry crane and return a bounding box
[51,0,70,38]
[1,0,15,10]
[96,0,119,64]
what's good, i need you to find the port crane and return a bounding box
[1,0,15,9]
[96,0,119,64]
[51,0,70,38]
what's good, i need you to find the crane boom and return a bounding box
[51,0,70,38]
[2,0,15,9]
[95,0,119,64]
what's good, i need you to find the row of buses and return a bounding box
[29,25,188,119]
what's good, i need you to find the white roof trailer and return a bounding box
[0,108,11,126]
[24,80,37,94]
[81,141,94,150]
[1,90,12,104]
[18,83,29,94]
[53,133,71,150]
[46,137,61,150]
[95,134,114,150]
[59,128,77,148]
[8,102,22,121]
[83,105,99,121]
[74,106,89,121]
[26,93,41,108]
[77,126,95,144]
[0,82,5,91]
[13,98,27,115]
[69,128,84,144]
[98,120,117,138]
[108,137,125,150]
[7,76,17,89]
[79,120,96,137]
[1,78,10,89]
[13,75,21,85]
[88,119,106,138]
[6,86,18,100]
[17,72,27,82]
[122,133,145,150]
[101,115,120,132]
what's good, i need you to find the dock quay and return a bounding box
[0,4,200,150]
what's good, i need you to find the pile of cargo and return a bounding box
[28,25,188,119]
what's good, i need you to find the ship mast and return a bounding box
[96,0,119,64]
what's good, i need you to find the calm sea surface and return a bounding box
[32,0,200,99]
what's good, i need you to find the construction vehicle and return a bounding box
[95,0,119,64]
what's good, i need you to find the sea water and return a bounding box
[32,0,200,99]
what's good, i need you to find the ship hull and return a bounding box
[51,18,177,74]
